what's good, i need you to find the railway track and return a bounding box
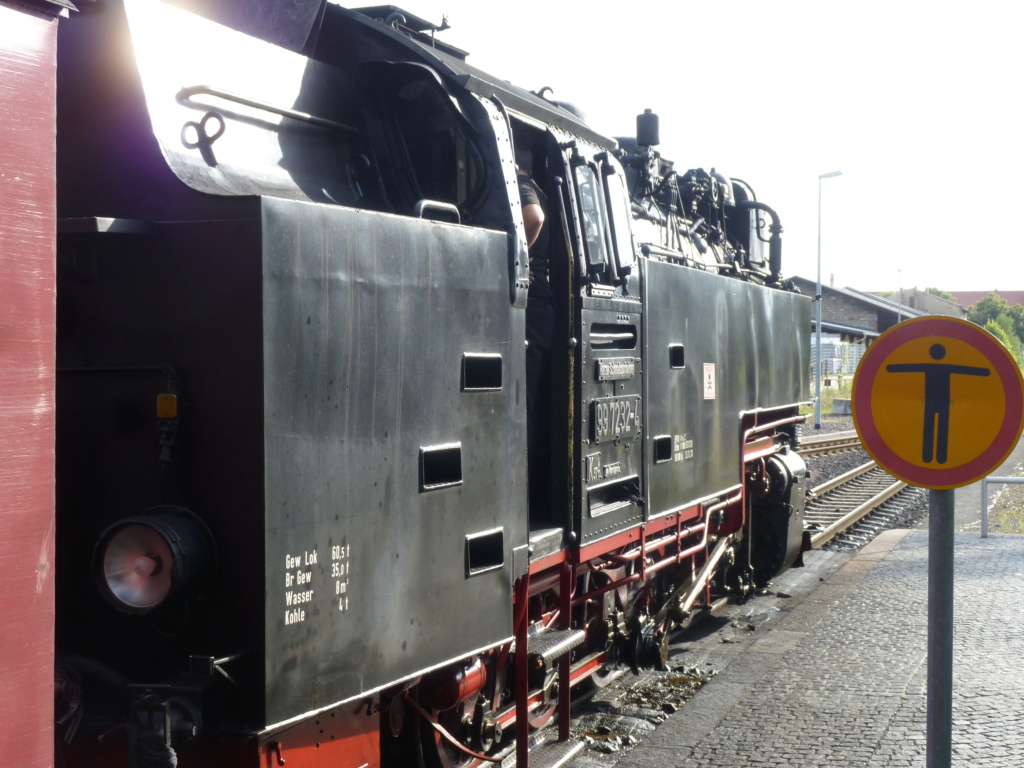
[804,460,912,548]
[798,429,862,457]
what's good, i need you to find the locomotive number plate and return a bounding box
[591,395,641,444]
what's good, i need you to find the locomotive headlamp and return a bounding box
[93,506,215,614]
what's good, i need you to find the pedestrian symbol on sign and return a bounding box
[884,343,990,464]
[853,316,1024,490]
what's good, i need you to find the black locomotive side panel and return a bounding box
[261,198,526,725]
[643,260,810,519]
[55,201,526,732]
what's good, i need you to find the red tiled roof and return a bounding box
[949,290,1024,309]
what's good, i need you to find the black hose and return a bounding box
[736,200,783,281]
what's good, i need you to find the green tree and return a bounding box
[1009,304,1024,341]
[985,320,1012,348]
[984,320,1023,365]
[967,292,1011,327]
[971,293,1024,367]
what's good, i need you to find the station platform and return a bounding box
[607,528,1024,767]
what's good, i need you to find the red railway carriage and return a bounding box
[0,2,70,767]
[2,1,810,766]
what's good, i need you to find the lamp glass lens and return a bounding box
[102,523,174,609]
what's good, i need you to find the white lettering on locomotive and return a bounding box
[285,589,314,606]
[674,433,695,462]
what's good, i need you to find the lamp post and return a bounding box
[815,170,842,430]
[898,269,903,322]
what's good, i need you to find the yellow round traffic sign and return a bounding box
[852,316,1024,489]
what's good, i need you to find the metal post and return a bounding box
[814,183,822,429]
[558,561,572,741]
[814,170,841,430]
[980,477,989,538]
[513,574,531,768]
[927,488,954,768]
[898,268,903,323]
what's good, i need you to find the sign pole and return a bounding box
[926,488,954,768]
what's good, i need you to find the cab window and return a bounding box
[390,78,487,209]
[356,61,490,220]
[602,169,636,273]
[573,163,610,274]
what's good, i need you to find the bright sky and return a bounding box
[406,0,1022,294]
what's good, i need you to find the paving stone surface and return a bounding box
[607,530,1024,768]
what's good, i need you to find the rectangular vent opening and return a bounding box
[669,344,685,369]
[465,528,504,576]
[589,323,637,350]
[588,475,640,518]
[462,353,503,391]
[420,443,463,491]
[653,435,673,463]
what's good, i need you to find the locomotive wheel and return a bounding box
[415,696,479,768]
[414,673,561,767]
[526,701,556,730]
[586,664,624,690]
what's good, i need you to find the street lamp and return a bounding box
[815,170,842,430]
[897,269,903,322]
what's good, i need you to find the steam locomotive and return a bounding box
[36,1,810,766]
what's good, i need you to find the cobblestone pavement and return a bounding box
[605,530,1024,768]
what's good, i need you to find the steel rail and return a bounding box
[810,460,877,495]
[798,430,862,457]
[807,465,908,548]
